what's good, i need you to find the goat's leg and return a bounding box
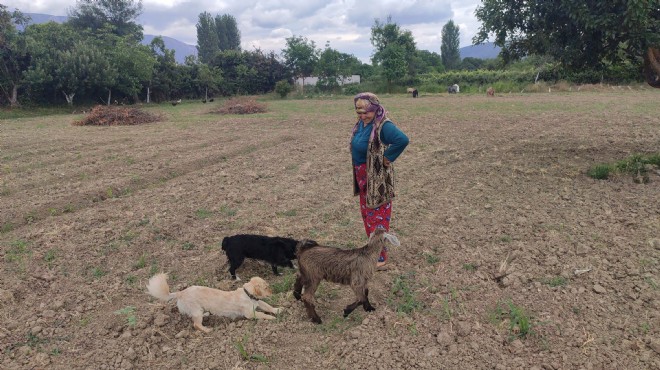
[343,300,362,317]
[293,274,303,300]
[302,281,322,324]
[271,264,281,275]
[362,287,375,312]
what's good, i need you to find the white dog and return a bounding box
[147,273,283,332]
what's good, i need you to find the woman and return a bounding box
[350,92,409,268]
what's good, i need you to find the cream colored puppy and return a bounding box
[147,273,283,332]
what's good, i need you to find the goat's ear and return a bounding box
[383,232,400,247]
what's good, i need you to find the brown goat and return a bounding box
[293,229,400,324]
[487,87,495,96]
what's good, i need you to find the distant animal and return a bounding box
[412,89,418,98]
[448,84,459,94]
[487,87,495,96]
[406,87,415,93]
[221,234,311,280]
[293,229,401,324]
[147,273,282,332]
[171,99,182,106]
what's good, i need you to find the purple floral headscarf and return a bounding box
[353,92,389,141]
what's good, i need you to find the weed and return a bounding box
[48,208,59,216]
[645,277,658,290]
[44,249,56,268]
[499,234,512,243]
[589,153,660,183]
[424,253,440,264]
[220,205,237,217]
[462,263,477,271]
[91,267,106,279]
[491,300,535,340]
[24,211,37,224]
[125,275,137,285]
[150,260,159,276]
[234,335,269,362]
[0,184,9,196]
[134,254,147,269]
[277,209,298,217]
[542,276,568,287]
[271,271,296,294]
[182,242,196,250]
[1,222,14,233]
[137,218,150,226]
[63,204,75,213]
[587,164,611,180]
[195,208,213,219]
[114,306,137,327]
[388,272,423,314]
[6,239,30,263]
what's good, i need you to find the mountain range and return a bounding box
[21,13,499,64]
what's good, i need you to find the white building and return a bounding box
[294,75,361,86]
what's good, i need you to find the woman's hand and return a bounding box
[383,157,391,167]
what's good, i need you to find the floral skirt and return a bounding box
[354,163,391,262]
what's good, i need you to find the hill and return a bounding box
[22,13,197,64]
[460,42,501,60]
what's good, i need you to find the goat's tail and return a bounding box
[147,273,177,302]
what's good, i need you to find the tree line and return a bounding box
[1,0,657,107]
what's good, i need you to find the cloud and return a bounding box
[12,0,483,63]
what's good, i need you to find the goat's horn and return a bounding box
[383,233,400,247]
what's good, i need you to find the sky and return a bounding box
[7,0,484,63]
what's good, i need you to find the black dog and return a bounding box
[221,234,309,280]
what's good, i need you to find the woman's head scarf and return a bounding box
[353,92,389,140]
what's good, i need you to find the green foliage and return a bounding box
[371,16,417,88]
[441,20,461,70]
[589,153,659,183]
[587,164,612,180]
[282,35,319,85]
[196,12,219,64]
[473,0,659,75]
[275,80,293,98]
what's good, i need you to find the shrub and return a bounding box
[274,80,293,98]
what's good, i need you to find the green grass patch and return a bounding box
[588,153,660,183]
[489,299,535,340]
[542,276,568,287]
[388,272,423,315]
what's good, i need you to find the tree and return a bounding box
[473,0,660,86]
[196,12,219,64]
[370,17,417,84]
[281,35,318,93]
[195,64,222,101]
[416,50,445,73]
[23,22,116,106]
[315,43,354,92]
[68,0,144,43]
[0,5,30,107]
[441,20,461,70]
[379,44,407,92]
[215,14,240,51]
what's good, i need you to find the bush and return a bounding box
[274,80,293,98]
